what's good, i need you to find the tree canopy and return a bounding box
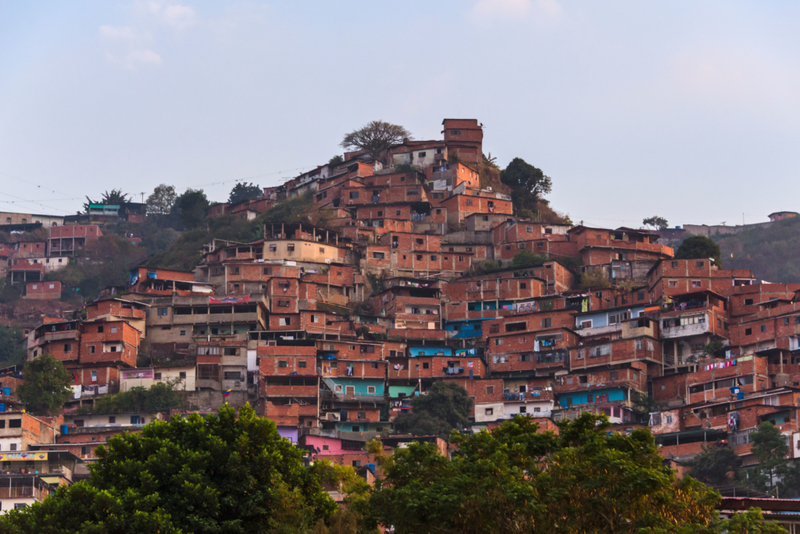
[644,215,669,230]
[392,381,472,440]
[500,158,553,216]
[675,235,722,267]
[367,414,783,534]
[228,182,263,205]
[17,353,73,415]
[511,249,547,268]
[686,445,741,486]
[341,121,411,162]
[1,404,336,533]
[174,188,210,230]
[146,184,177,216]
[83,189,131,213]
[0,325,27,367]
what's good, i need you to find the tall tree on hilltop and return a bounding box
[83,189,132,214]
[145,184,177,216]
[173,188,210,230]
[500,157,553,216]
[643,215,669,230]
[341,121,411,163]
[228,182,263,205]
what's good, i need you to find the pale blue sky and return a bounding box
[1,1,799,228]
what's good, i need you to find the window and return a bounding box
[91,371,97,382]
[541,318,551,328]
[668,280,677,288]
[180,330,186,336]
[761,324,767,332]
[154,372,162,379]
[691,280,701,288]
[485,408,494,416]
[298,360,307,368]
[109,416,116,424]
[519,406,527,413]
[466,199,473,206]
[521,282,527,289]
[269,244,277,252]
[352,460,362,467]
[745,328,752,336]
[90,345,96,354]
[784,317,790,326]
[486,386,494,394]
[417,151,426,158]
[64,343,71,352]
[224,372,241,380]
[179,372,186,379]
[349,191,359,199]
[422,362,429,369]
[9,419,22,428]
[416,255,423,261]
[416,238,424,245]
[526,226,533,233]
[278,360,288,368]
[372,252,385,259]
[32,284,37,290]
[744,298,754,305]
[367,386,376,394]
[110,326,118,333]
[287,243,295,252]
[431,255,437,261]
[98,326,104,333]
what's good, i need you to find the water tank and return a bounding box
[0,404,6,412]
[61,425,69,435]
[2,387,10,396]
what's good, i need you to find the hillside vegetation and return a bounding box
[715,217,800,283]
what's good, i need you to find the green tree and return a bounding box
[341,121,411,163]
[686,445,741,486]
[511,249,546,268]
[2,404,335,533]
[174,188,210,230]
[580,269,611,290]
[0,325,27,367]
[644,215,669,230]
[228,182,263,205]
[1,482,180,534]
[93,381,183,414]
[675,235,722,267]
[367,414,731,534]
[327,155,344,167]
[83,189,131,214]
[17,354,73,415]
[392,381,472,440]
[746,422,789,496]
[500,158,552,214]
[146,184,177,216]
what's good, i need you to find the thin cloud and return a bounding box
[469,0,561,21]
[143,1,198,30]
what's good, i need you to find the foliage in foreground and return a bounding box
[1,404,336,534]
[367,414,786,534]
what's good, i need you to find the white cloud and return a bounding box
[128,49,162,65]
[472,0,531,19]
[98,25,136,41]
[142,1,198,30]
[99,25,161,69]
[469,0,560,21]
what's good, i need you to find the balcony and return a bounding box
[263,385,318,397]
